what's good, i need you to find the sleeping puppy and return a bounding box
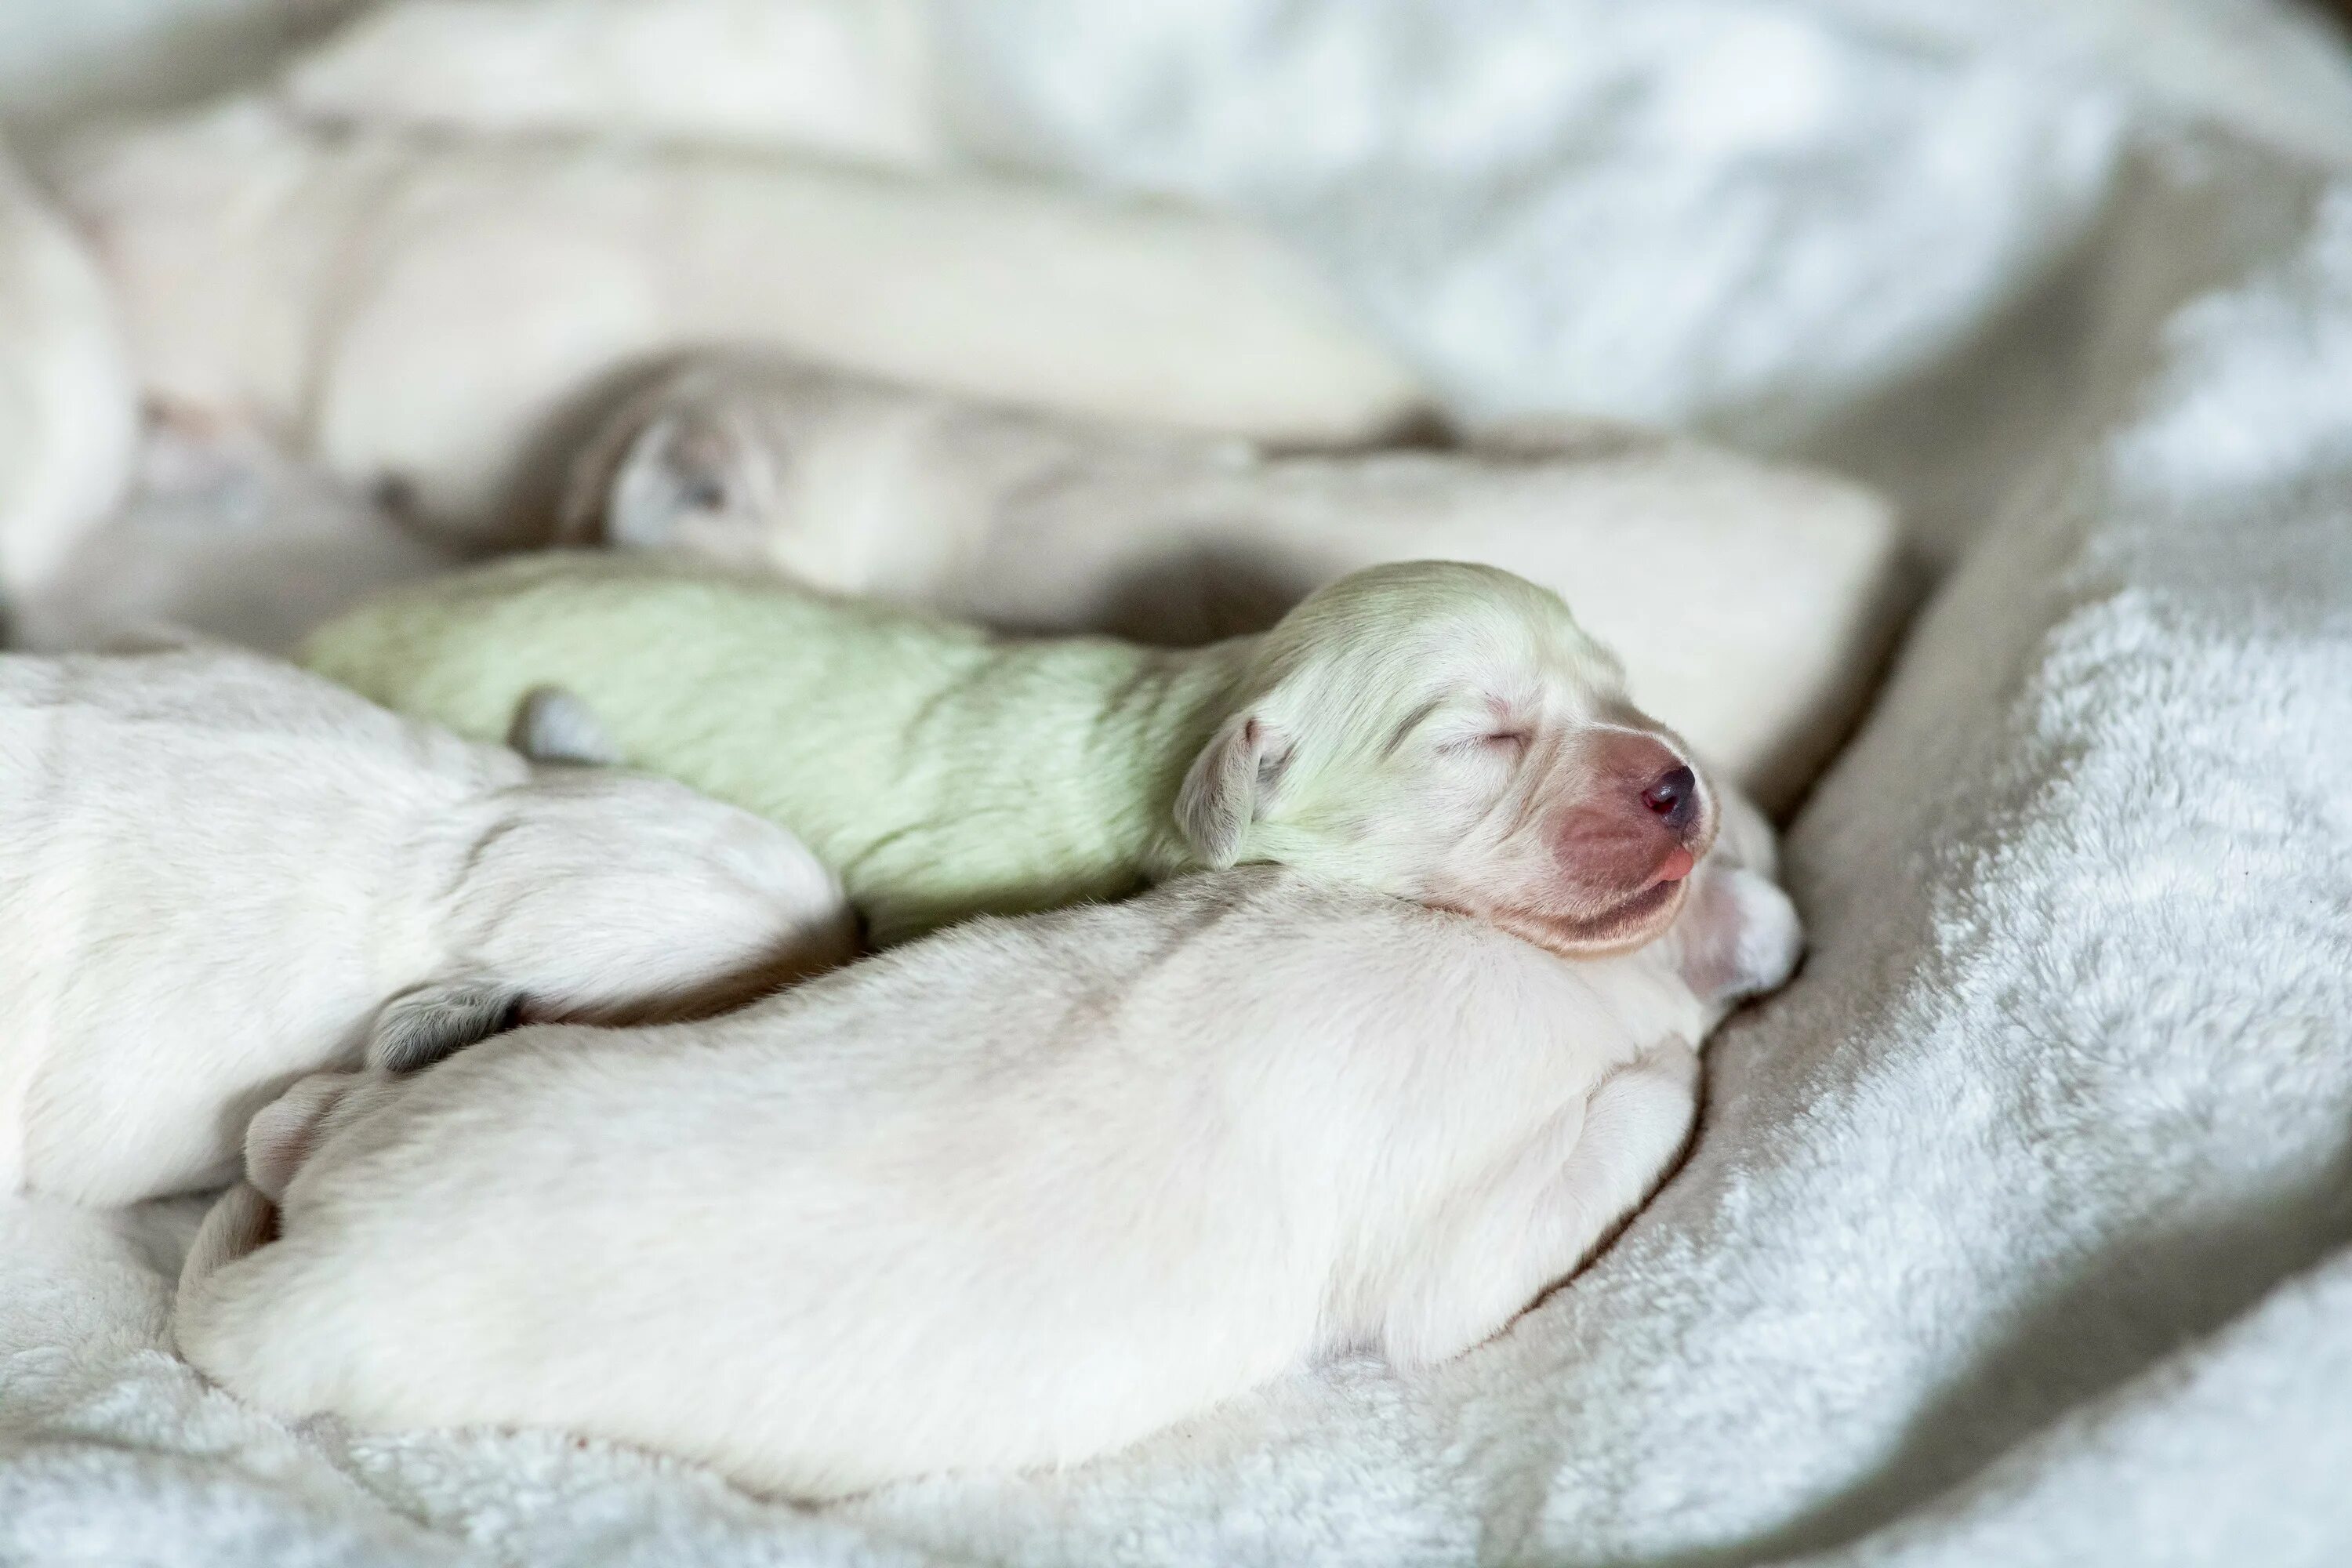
[175,793,1802,1500]
[10,406,459,655]
[303,553,1717,949]
[51,98,1420,543]
[281,0,946,169]
[0,644,853,1206]
[0,140,138,606]
[561,356,1907,810]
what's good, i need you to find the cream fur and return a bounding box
[566,357,1907,810]
[0,644,854,1206]
[9,408,459,655]
[175,800,1798,1501]
[49,97,1421,543]
[283,0,946,169]
[0,139,136,607]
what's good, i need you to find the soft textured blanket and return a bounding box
[6,2,2352,1566]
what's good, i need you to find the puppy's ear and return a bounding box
[601,410,746,550]
[509,685,622,767]
[366,978,526,1074]
[1174,713,1295,869]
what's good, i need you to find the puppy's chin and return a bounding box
[1477,877,1690,960]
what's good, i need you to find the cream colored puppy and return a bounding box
[283,0,944,168]
[565,358,1907,810]
[11,410,459,655]
[0,140,137,605]
[0,645,854,1206]
[51,98,1421,543]
[176,796,1800,1499]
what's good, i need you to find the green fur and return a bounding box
[302,554,1238,942]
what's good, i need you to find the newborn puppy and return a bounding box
[52,98,1420,541]
[0,645,854,1205]
[176,796,1802,1500]
[282,0,946,169]
[303,553,1715,949]
[563,357,1906,810]
[10,407,458,655]
[0,140,137,605]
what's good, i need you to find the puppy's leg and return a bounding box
[1672,865,1804,1008]
[176,1073,403,1389]
[366,977,527,1074]
[182,1062,390,1317]
[242,1069,413,1201]
[508,684,622,768]
[245,1072,357,1200]
[174,1181,276,1338]
[1379,1040,1700,1367]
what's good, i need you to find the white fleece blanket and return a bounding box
[9,3,2352,1565]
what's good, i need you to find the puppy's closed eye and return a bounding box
[1436,726,1529,759]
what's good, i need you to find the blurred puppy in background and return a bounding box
[305,554,1718,949]
[9,405,457,655]
[53,99,1420,544]
[563,355,1905,811]
[0,645,852,1205]
[176,788,1801,1500]
[0,142,136,615]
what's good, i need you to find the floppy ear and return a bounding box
[366,978,526,1075]
[602,410,744,550]
[1174,713,1295,869]
[509,684,622,767]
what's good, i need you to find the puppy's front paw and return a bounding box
[510,685,621,768]
[1673,866,1803,1007]
[367,977,527,1073]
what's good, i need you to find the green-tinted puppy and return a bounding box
[303,553,1715,949]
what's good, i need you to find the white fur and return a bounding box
[49,98,1423,543]
[0,139,137,606]
[284,0,946,169]
[0,645,855,1205]
[9,408,459,655]
[569,359,1907,809]
[176,809,1798,1501]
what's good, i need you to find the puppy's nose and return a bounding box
[1641,765,1697,832]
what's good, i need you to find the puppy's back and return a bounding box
[0,644,851,1203]
[0,648,499,1200]
[304,553,1196,940]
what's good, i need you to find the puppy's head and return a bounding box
[562,358,931,595]
[1177,561,1715,955]
[437,768,858,1026]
